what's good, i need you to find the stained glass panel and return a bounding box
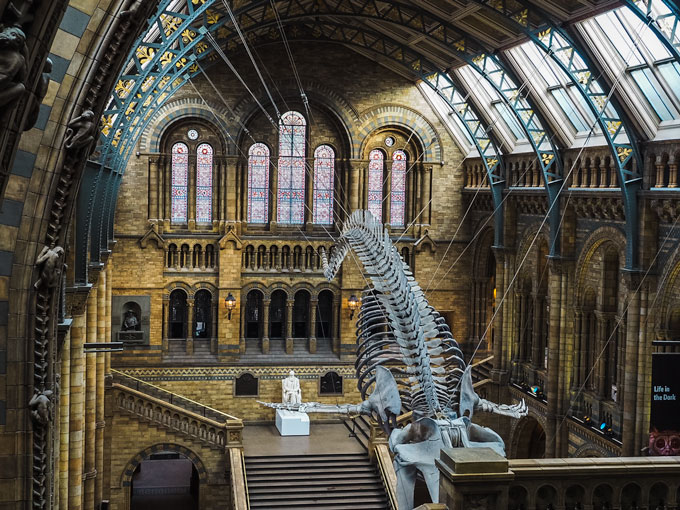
[278,111,306,225]
[313,145,334,225]
[368,149,384,222]
[248,143,270,224]
[390,150,406,227]
[171,142,188,223]
[196,143,213,223]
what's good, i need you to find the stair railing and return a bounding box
[111,368,238,422]
[229,447,249,510]
[374,443,399,510]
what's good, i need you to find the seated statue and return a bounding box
[282,370,301,405]
[122,309,139,331]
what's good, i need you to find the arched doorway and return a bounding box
[270,290,287,339]
[169,290,187,339]
[513,416,546,459]
[245,290,263,339]
[193,289,212,339]
[316,290,333,339]
[130,452,199,510]
[293,290,310,338]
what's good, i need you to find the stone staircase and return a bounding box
[111,369,242,450]
[163,338,218,364]
[245,453,391,509]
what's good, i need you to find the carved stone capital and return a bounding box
[66,284,92,316]
[88,262,104,285]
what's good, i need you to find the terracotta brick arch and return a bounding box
[355,104,442,162]
[574,226,626,304]
[140,98,234,154]
[119,442,208,487]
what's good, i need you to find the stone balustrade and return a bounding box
[437,448,680,510]
[112,381,243,451]
[241,241,335,273]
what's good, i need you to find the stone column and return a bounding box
[599,158,608,187]
[532,297,543,369]
[545,259,563,458]
[162,158,170,228]
[95,272,106,507]
[286,300,294,354]
[654,157,665,187]
[186,298,194,355]
[188,155,196,230]
[103,262,113,503]
[572,310,582,390]
[309,299,318,354]
[669,159,678,188]
[239,299,247,354]
[58,329,71,510]
[491,248,505,379]
[68,310,86,510]
[332,296,341,355]
[421,165,431,224]
[149,157,159,220]
[349,161,361,212]
[84,289,97,510]
[261,299,270,354]
[595,312,606,398]
[158,157,166,228]
[162,297,169,354]
[623,274,641,456]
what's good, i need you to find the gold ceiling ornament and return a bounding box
[136,46,155,64]
[607,121,621,135]
[617,146,632,162]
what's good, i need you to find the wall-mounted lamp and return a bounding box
[224,292,236,320]
[348,294,360,319]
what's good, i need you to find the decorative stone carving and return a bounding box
[122,309,139,331]
[33,245,64,290]
[0,25,28,116]
[64,110,96,151]
[28,389,52,426]
[282,370,301,405]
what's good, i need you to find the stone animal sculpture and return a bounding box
[64,110,96,151]
[260,210,527,509]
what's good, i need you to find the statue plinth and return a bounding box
[275,409,310,436]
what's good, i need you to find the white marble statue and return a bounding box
[282,370,301,405]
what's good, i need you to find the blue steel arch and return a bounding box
[471,0,647,270]
[100,15,511,247]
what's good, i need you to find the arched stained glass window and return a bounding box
[313,145,334,225]
[196,143,213,223]
[390,150,406,227]
[367,149,384,222]
[248,143,270,224]
[277,111,306,225]
[171,142,188,223]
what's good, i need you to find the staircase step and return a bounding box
[248,479,383,489]
[245,452,389,509]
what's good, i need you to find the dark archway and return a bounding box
[293,290,310,338]
[130,452,199,510]
[193,289,212,339]
[270,290,287,338]
[513,416,546,459]
[316,290,333,339]
[169,290,188,339]
[245,290,263,339]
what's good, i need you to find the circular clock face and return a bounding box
[188,129,199,140]
[384,136,395,147]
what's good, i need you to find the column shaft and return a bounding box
[623,281,641,455]
[68,312,86,510]
[95,272,106,507]
[149,157,159,220]
[545,266,562,458]
[84,289,97,510]
[58,330,71,510]
[349,163,360,212]
[286,302,294,354]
